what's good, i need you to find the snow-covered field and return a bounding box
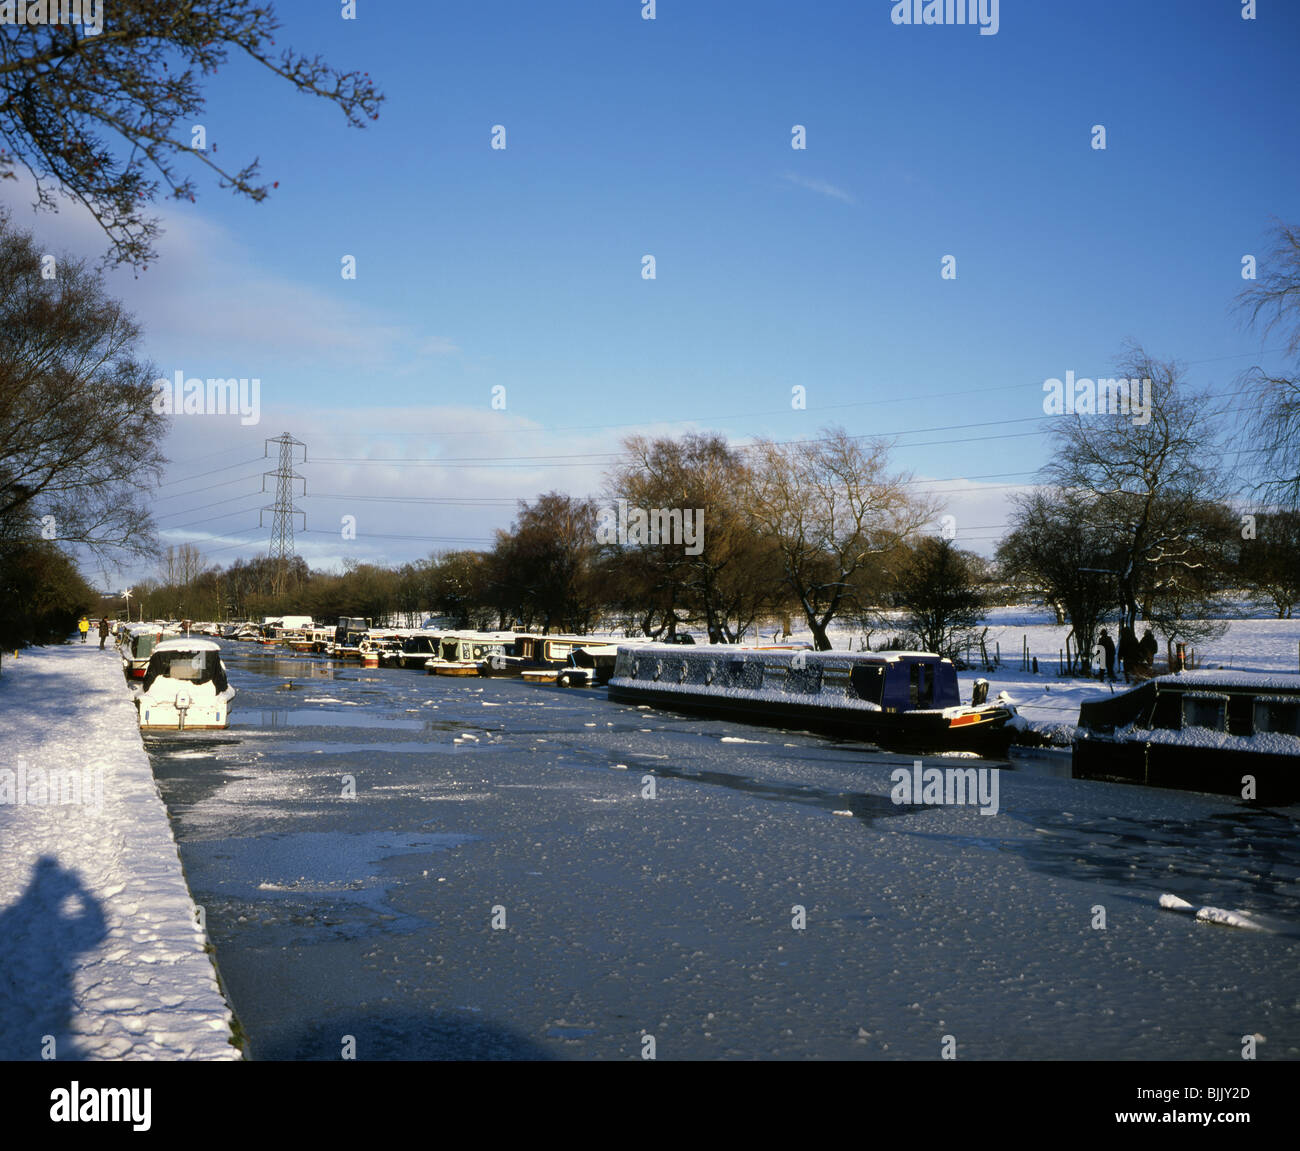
[0,645,239,1060]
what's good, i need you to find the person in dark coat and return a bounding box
[1097,628,1116,682]
[1139,627,1158,675]
[1118,624,1138,683]
[98,618,109,649]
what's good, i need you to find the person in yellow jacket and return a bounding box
[77,616,90,643]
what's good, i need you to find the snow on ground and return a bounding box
[762,606,1300,740]
[0,643,239,1060]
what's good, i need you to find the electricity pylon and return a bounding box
[260,433,306,598]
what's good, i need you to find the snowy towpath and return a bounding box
[0,643,238,1060]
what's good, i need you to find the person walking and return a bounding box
[1097,628,1116,682]
[98,617,110,649]
[1118,624,1137,683]
[77,616,90,644]
[1139,627,1158,676]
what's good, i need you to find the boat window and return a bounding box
[910,663,934,709]
[142,651,226,693]
[849,665,885,705]
[1253,698,1300,736]
[1181,694,1227,731]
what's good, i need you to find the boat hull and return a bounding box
[1072,734,1300,802]
[137,701,229,730]
[607,681,1014,756]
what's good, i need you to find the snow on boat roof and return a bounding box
[152,638,223,653]
[616,644,949,662]
[1149,670,1300,690]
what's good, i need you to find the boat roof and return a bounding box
[1148,669,1300,691]
[1088,671,1300,700]
[152,638,223,654]
[618,643,951,663]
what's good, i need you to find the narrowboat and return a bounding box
[133,638,235,730]
[1072,671,1300,803]
[607,646,1016,756]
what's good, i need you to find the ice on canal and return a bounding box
[145,643,1300,1060]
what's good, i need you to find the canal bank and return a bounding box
[0,644,239,1060]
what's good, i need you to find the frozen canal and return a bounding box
[145,643,1300,1060]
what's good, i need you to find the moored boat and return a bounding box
[607,645,1016,756]
[133,638,235,730]
[290,626,334,653]
[555,643,623,687]
[480,634,607,678]
[424,632,515,676]
[1072,670,1300,802]
[119,623,166,681]
[390,632,442,669]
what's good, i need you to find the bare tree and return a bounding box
[997,488,1116,674]
[0,1,383,268]
[491,493,599,633]
[742,427,936,650]
[1239,509,1300,619]
[0,212,163,560]
[1235,219,1300,509]
[1042,345,1226,639]
[604,433,784,642]
[894,537,986,661]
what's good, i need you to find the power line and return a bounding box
[309,345,1288,441]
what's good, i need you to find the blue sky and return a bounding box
[6,0,1298,586]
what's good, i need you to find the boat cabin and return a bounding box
[334,617,373,647]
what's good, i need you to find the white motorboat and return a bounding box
[133,638,235,730]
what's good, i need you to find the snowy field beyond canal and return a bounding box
[140,639,1300,1061]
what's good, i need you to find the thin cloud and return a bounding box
[418,336,460,356]
[781,172,855,205]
